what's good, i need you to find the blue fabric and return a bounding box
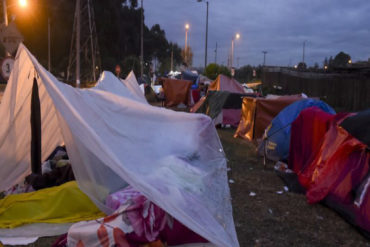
[265,99,335,161]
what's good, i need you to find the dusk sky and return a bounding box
[144,0,370,68]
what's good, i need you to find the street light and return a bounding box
[3,0,27,26]
[184,23,189,65]
[230,33,240,69]
[197,0,208,69]
[19,0,27,8]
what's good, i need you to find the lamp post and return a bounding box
[3,0,27,27]
[302,40,307,63]
[197,0,208,69]
[184,23,189,64]
[140,0,143,78]
[230,33,240,69]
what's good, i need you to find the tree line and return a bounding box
[3,0,183,80]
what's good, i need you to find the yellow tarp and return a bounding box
[0,181,105,228]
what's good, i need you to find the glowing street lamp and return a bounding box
[2,0,28,26]
[230,33,240,69]
[19,0,27,8]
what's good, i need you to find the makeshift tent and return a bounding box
[162,78,193,107]
[0,44,239,247]
[234,94,304,141]
[258,99,335,161]
[191,74,252,127]
[181,70,200,89]
[191,91,253,127]
[208,74,245,93]
[288,108,370,237]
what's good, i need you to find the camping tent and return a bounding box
[191,90,253,127]
[234,94,304,141]
[258,99,335,161]
[0,44,239,247]
[288,107,370,236]
[162,78,193,107]
[208,74,245,93]
[191,74,250,126]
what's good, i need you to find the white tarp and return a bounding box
[122,71,147,102]
[0,44,239,247]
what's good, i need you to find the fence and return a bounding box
[262,68,370,111]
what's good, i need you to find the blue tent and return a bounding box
[260,99,336,161]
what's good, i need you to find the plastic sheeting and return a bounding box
[0,44,239,247]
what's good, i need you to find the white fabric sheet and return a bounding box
[0,44,239,247]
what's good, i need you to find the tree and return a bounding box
[323,57,328,68]
[313,62,319,70]
[7,0,182,81]
[205,63,231,80]
[328,56,334,68]
[297,62,307,71]
[332,51,351,68]
[235,65,253,82]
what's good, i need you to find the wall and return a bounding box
[262,68,370,111]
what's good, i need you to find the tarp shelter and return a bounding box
[162,78,192,107]
[181,70,199,89]
[191,91,255,127]
[288,108,370,237]
[259,99,335,161]
[234,94,304,141]
[208,74,245,93]
[191,74,249,126]
[0,44,239,247]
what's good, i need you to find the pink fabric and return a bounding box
[105,186,142,210]
[70,191,207,246]
[222,109,242,127]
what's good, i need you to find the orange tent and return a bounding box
[234,95,304,140]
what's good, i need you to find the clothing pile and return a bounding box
[66,186,208,247]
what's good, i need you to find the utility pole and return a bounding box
[204,1,208,68]
[67,0,101,85]
[76,0,80,87]
[140,0,144,78]
[48,17,51,71]
[262,51,267,66]
[302,41,306,63]
[214,42,217,64]
[170,45,173,71]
